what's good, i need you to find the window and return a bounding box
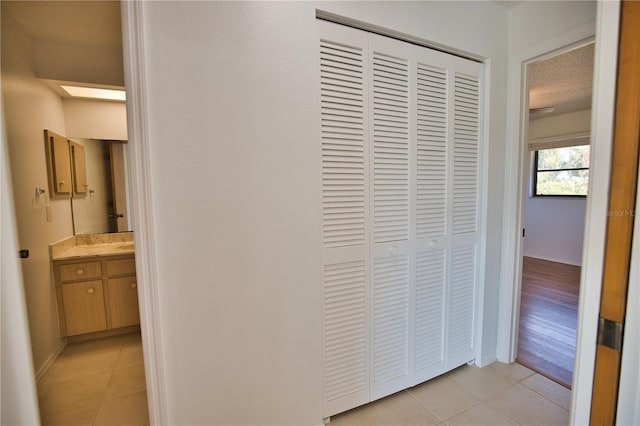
[533,144,589,196]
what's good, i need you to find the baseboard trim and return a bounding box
[35,340,66,383]
[522,254,582,267]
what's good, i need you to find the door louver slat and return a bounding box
[448,245,476,360]
[417,64,448,239]
[321,41,366,248]
[452,73,480,235]
[373,256,409,386]
[415,250,446,371]
[372,53,409,243]
[324,261,367,402]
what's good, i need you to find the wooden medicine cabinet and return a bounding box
[44,129,88,198]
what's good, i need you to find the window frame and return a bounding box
[530,143,590,198]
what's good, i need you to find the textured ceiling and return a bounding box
[528,43,594,118]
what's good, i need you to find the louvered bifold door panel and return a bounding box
[447,61,483,368]
[412,57,449,384]
[369,34,413,401]
[319,20,370,417]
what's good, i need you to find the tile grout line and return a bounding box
[518,375,571,413]
[403,388,443,423]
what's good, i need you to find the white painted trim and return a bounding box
[35,341,66,383]
[120,2,168,425]
[474,58,492,367]
[315,10,484,63]
[497,21,596,364]
[571,2,619,424]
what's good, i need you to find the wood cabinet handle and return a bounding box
[76,268,85,275]
[87,288,95,295]
[130,282,137,289]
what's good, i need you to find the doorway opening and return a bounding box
[1,1,149,424]
[516,42,595,388]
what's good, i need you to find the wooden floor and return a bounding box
[517,256,581,388]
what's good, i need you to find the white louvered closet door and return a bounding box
[319,21,370,417]
[368,34,414,400]
[412,50,450,383]
[447,58,483,368]
[319,19,484,419]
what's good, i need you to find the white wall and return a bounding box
[1,111,41,426]
[524,198,586,265]
[524,109,591,266]
[1,10,72,373]
[63,99,127,140]
[137,1,508,424]
[508,1,597,54]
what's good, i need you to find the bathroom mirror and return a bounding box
[70,138,131,235]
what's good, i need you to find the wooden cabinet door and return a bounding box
[71,142,88,194]
[61,280,107,336]
[107,276,140,328]
[45,130,72,197]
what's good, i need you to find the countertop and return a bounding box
[52,242,135,260]
[50,233,135,261]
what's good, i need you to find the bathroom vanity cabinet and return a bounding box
[53,254,139,338]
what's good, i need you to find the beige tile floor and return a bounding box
[37,335,570,426]
[37,332,148,426]
[329,363,571,426]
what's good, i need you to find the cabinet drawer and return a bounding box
[59,261,102,282]
[106,257,136,276]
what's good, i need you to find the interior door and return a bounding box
[368,33,413,401]
[319,21,371,417]
[413,52,449,383]
[590,1,640,424]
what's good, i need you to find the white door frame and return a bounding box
[497,2,623,424]
[571,2,620,423]
[496,20,596,364]
[120,2,168,425]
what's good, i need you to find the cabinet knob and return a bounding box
[130,282,137,289]
[76,268,85,276]
[87,287,95,295]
